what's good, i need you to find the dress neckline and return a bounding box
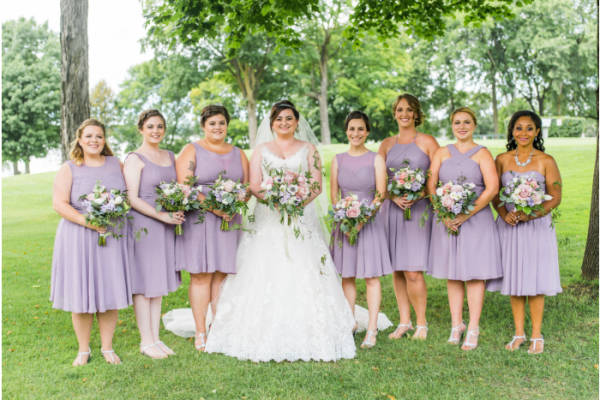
[135,151,173,168]
[195,142,235,156]
[263,144,308,161]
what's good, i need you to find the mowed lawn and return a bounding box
[2,138,598,399]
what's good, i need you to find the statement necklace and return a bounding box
[515,148,535,167]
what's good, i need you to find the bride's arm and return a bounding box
[249,144,267,201]
[303,143,323,207]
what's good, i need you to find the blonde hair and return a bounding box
[450,107,478,126]
[69,119,114,166]
[392,93,425,127]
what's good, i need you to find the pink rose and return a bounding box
[399,172,407,180]
[451,185,464,193]
[398,179,405,185]
[297,175,307,185]
[181,185,192,198]
[441,194,455,210]
[443,183,452,194]
[86,193,95,201]
[517,184,533,199]
[284,171,298,184]
[529,180,539,189]
[223,180,235,193]
[297,184,310,199]
[101,192,109,199]
[237,189,246,202]
[265,177,274,186]
[351,201,360,208]
[346,207,361,218]
[532,191,543,205]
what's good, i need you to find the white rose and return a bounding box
[450,192,461,201]
[266,184,273,190]
[94,197,106,205]
[512,178,518,183]
[436,188,444,196]
[114,196,123,205]
[182,198,189,205]
[109,199,116,206]
[404,183,411,189]
[336,202,342,209]
[260,182,267,190]
[352,194,359,200]
[236,183,242,189]
[544,194,553,201]
[416,173,423,182]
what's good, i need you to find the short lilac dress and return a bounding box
[126,151,181,298]
[175,143,244,274]
[427,145,503,281]
[382,134,433,272]
[330,151,393,279]
[486,171,561,296]
[50,156,133,313]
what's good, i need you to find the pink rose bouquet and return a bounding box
[328,194,381,246]
[499,172,553,221]
[388,159,429,220]
[197,173,250,231]
[79,180,136,246]
[155,176,202,235]
[430,177,478,236]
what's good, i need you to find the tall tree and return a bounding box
[60,0,90,162]
[90,80,117,132]
[2,18,61,175]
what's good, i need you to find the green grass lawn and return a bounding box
[3,138,598,399]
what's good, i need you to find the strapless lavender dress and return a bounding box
[330,151,393,278]
[487,170,561,296]
[175,143,244,274]
[427,145,503,281]
[50,156,133,313]
[126,151,181,298]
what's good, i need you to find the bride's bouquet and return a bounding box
[499,172,555,224]
[155,177,202,235]
[260,167,313,238]
[196,173,250,231]
[79,181,134,246]
[388,159,428,220]
[329,194,380,246]
[430,178,478,236]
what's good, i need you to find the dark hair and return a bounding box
[270,100,300,127]
[392,93,425,127]
[506,110,545,152]
[344,111,371,132]
[200,105,231,127]
[137,109,167,131]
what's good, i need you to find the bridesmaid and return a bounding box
[330,111,392,349]
[487,110,562,355]
[427,107,502,350]
[123,109,183,359]
[51,119,131,365]
[175,105,249,352]
[378,94,439,340]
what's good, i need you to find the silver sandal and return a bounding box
[461,327,480,351]
[140,343,166,359]
[528,336,544,354]
[101,348,121,364]
[155,340,175,355]
[413,322,428,340]
[447,320,466,344]
[361,329,378,348]
[506,335,527,351]
[74,347,92,366]
[390,322,413,339]
[195,331,207,352]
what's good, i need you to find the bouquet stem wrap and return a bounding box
[175,225,183,236]
[98,233,107,246]
[220,219,230,231]
[404,208,411,220]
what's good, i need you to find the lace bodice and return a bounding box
[260,145,310,179]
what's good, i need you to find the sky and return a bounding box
[2,0,153,176]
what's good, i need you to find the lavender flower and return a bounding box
[160,184,169,190]
[411,182,422,192]
[101,202,116,213]
[527,197,535,207]
[450,204,462,215]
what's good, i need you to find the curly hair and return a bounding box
[392,93,425,127]
[506,110,545,152]
[200,105,231,127]
[137,109,167,131]
[69,119,114,166]
[344,110,371,132]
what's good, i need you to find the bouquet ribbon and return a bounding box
[281,212,299,260]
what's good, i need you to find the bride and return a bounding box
[204,100,357,362]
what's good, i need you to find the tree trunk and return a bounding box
[60,0,90,162]
[247,99,258,149]
[581,133,599,280]
[24,157,30,174]
[491,73,499,136]
[12,160,20,175]
[318,60,331,145]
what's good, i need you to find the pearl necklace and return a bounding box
[515,148,535,167]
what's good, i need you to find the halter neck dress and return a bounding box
[382,133,433,272]
[486,170,561,296]
[330,151,393,278]
[175,143,244,275]
[50,156,133,313]
[126,151,181,297]
[427,144,502,281]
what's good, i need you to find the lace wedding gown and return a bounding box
[204,146,357,362]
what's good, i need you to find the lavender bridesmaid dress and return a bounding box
[126,151,181,297]
[50,156,133,313]
[427,144,502,281]
[175,143,244,274]
[330,151,393,278]
[487,171,561,296]
[382,134,433,272]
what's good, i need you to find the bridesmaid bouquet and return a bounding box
[197,173,250,231]
[388,159,428,220]
[79,181,134,246]
[499,173,553,218]
[155,177,202,235]
[260,168,312,238]
[328,194,380,246]
[431,179,478,236]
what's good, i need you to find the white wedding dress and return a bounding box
[203,146,357,362]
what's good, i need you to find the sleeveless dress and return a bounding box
[175,143,244,274]
[205,145,356,362]
[330,151,393,278]
[427,145,503,281]
[126,151,181,298]
[50,156,133,313]
[486,171,562,296]
[382,134,433,272]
